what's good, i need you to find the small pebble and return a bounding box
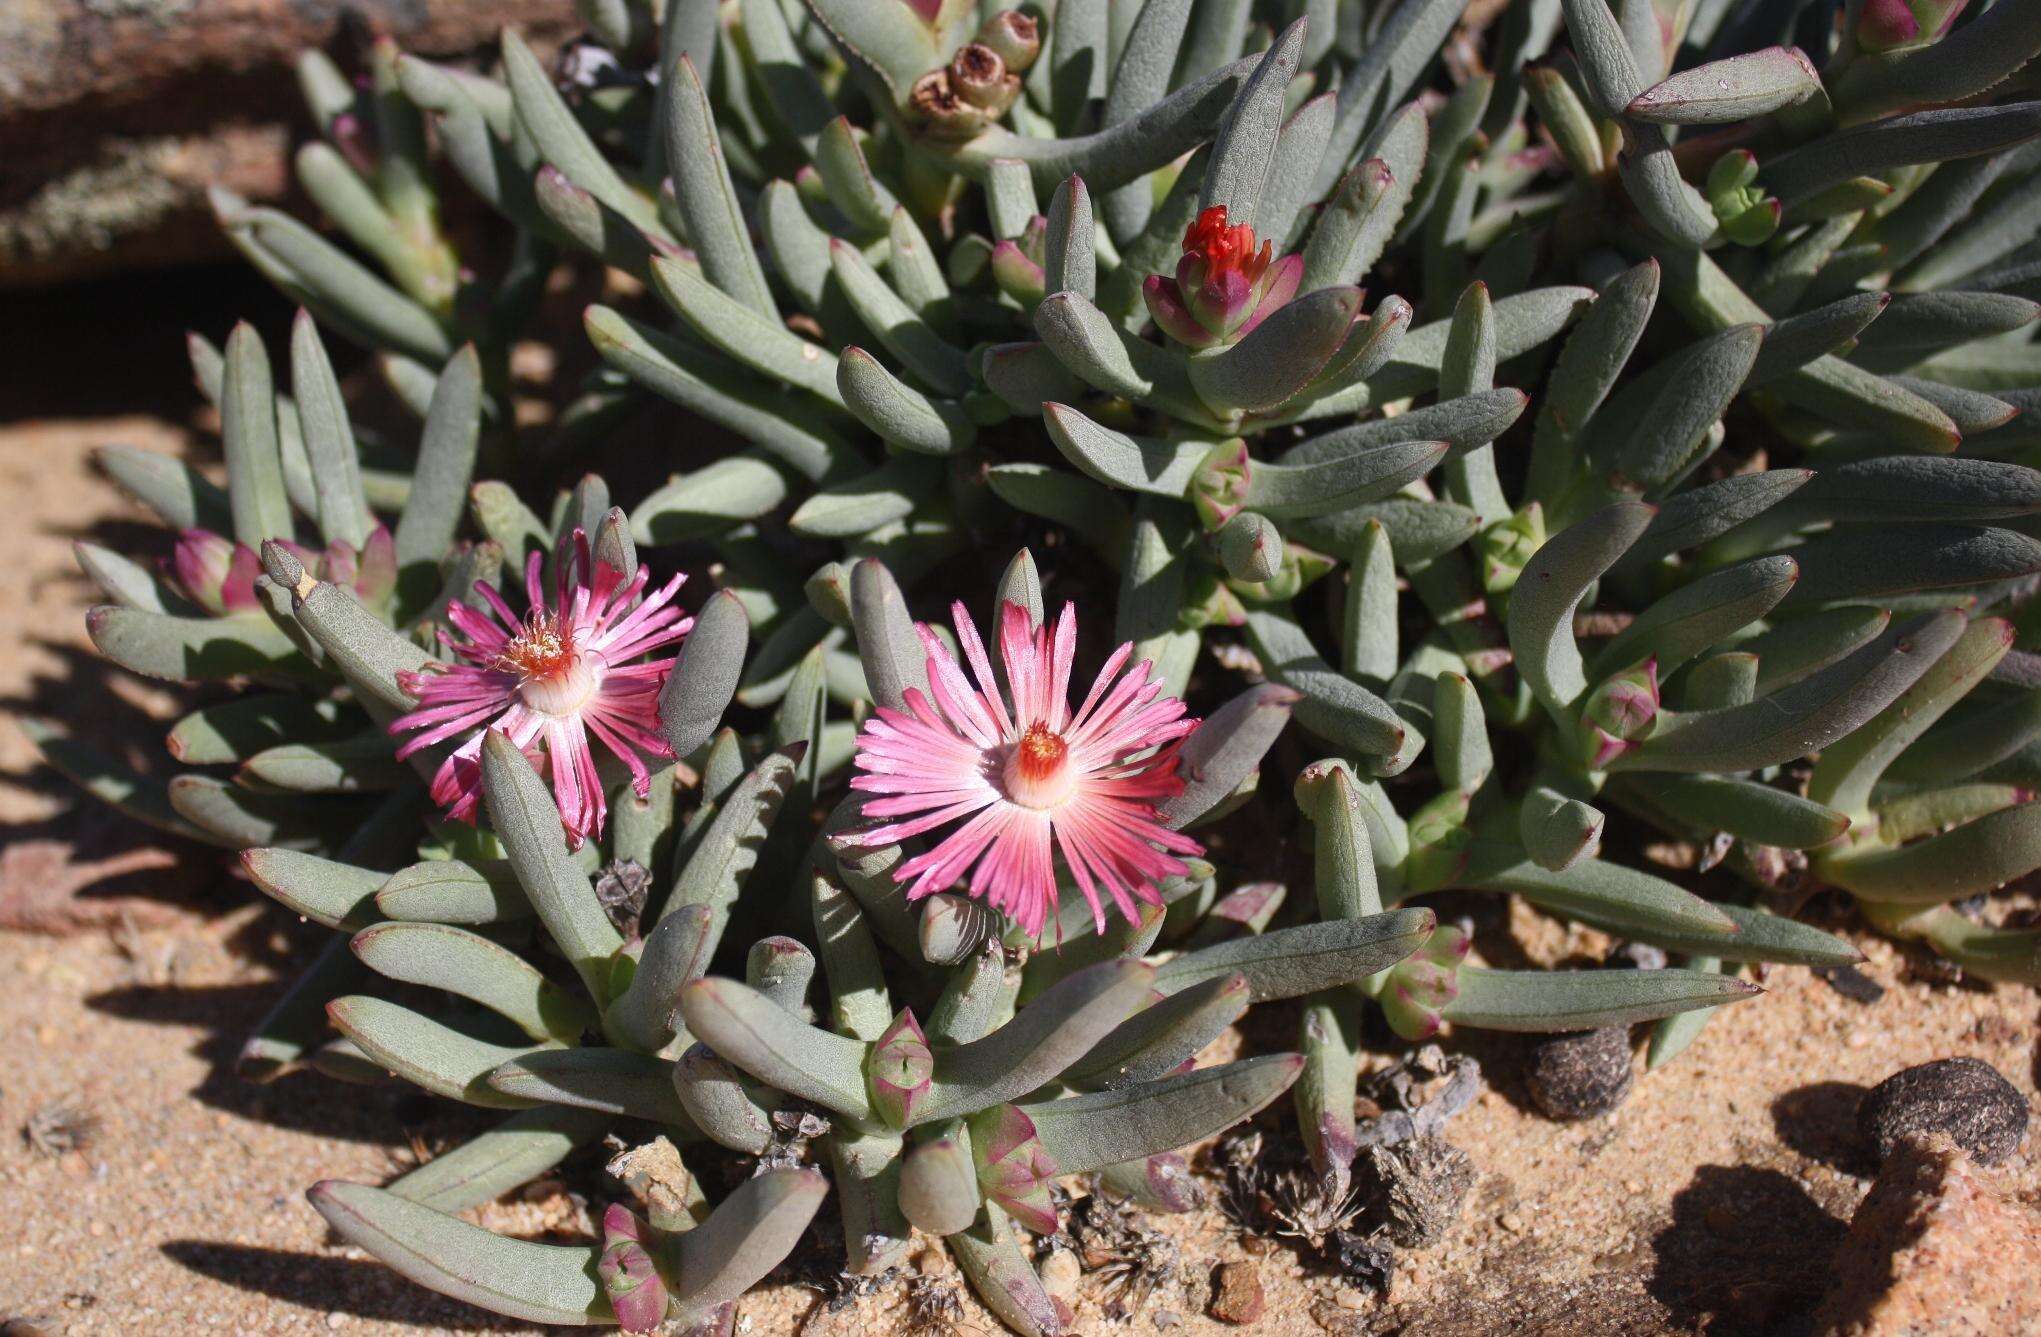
[1610,942,1668,971]
[1328,1229,1394,1293]
[1526,1028,1635,1121]
[1038,1246,1081,1301]
[1858,1057,2029,1166]
[1210,1260,1267,1325]
[1815,963,1885,1005]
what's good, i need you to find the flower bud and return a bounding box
[322,524,398,607]
[170,529,261,616]
[1580,657,1660,769]
[598,1203,670,1334]
[1097,1151,1202,1213]
[1217,511,1284,585]
[1855,0,1969,51]
[1191,439,1252,531]
[970,1104,1060,1235]
[949,43,1021,114]
[1226,538,1335,604]
[866,1007,934,1128]
[1705,151,1780,247]
[1379,924,1472,1040]
[976,10,1041,73]
[1475,502,1545,601]
[1403,790,1473,894]
[989,237,1046,308]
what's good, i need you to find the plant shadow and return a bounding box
[159,1241,530,1331]
[1648,1164,1847,1335]
[1771,1080,1874,1175]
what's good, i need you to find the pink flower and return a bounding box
[1143,205,1303,349]
[390,533,690,847]
[847,600,1202,937]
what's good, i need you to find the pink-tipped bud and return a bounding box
[598,1204,669,1334]
[170,529,261,615]
[1143,274,1219,349]
[1098,1150,1202,1212]
[333,524,397,606]
[867,1008,934,1128]
[1403,791,1474,895]
[989,238,1047,307]
[1856,0,1968,51]
[1580,657,1660,769]
[971,1104,1061,1235]
[328,110,378,179]
[1379,924,1472,1041]
[1191,439,1253,531]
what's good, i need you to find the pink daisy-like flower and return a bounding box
[390,533,690,848]
[848,600,1203,937]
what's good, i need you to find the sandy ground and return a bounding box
[0,269,2035,1336]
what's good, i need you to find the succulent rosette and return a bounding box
[33,0,2041,1332]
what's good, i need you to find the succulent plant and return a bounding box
[31,0,2041,1330]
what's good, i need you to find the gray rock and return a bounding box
[1526,1028,1635,1121]
[1858,1057,2029,1166]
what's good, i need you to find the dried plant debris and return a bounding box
[1353,1136,1476,1249]
[1355,1045,1486,1149]
[23,1099,100,1158]
[593,858,653,937]
[1064,1191,1181,1322]
[903,1271,966,1337]
[757,1107,832,1173]
[1219,1128,1390,1293]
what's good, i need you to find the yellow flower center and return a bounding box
[1003,722,1075,809]
[500,614,600,717]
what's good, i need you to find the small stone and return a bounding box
[1327,1230,1394,1293]
[1811,1132,2041,1335]
[1210,1260,1266,1325]
[1610,942,1668,971]
[1815,964,1885,1005]
[1153,1311,1180,1328]
[1038,1246,1081,1301]
[1859,1058,2028,1166]
[1526,1028,1635,1121]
